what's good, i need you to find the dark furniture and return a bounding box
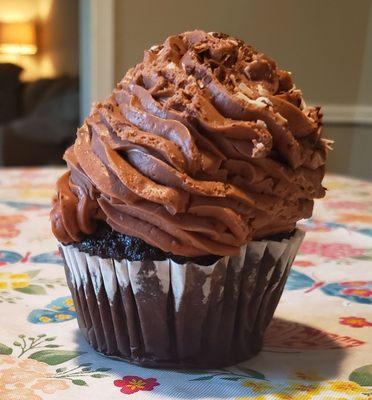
[0,63,79,166]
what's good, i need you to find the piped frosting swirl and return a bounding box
[51,30,329,257]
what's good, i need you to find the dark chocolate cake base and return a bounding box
[72,222,221,265]
[60,229,304,368]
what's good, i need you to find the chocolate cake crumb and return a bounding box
[72,223,222,265]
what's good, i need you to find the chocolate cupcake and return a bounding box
[51,30,329,368]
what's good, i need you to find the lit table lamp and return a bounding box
[0,21,37,55]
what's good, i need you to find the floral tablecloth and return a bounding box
[0,167,371,400]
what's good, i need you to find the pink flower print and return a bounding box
[341,281,367,287]
[114,376,159,394]
[327,201,369,210]
[320,243,364,258]
[300,241,364,259]
[300,241,323,255]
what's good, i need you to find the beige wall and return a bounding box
[114,0,372,106]
[114,0,372,180]
[0,0,78,80]
[325,125,372,180]
[38,0,79,78]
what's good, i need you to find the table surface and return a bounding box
[0,168,371,400]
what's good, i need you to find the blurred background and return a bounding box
[0,0,371,180]
[0,0,78,166]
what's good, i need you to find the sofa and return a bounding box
[0,63,79,166]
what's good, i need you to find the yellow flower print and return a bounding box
[236,397,266,400]
[275,382,324,400]
[286,383,321,394]
[237,379,368,400]
[64,298,74,307]
[51,306,61,310]
[275,394,297,400]
[31,379,69,394]
[0,272,30,290]
[69,306,76,312]
[322,397,366,400]
[276,393,317,400]
[11,281,30,289]
[242,379,273,393]
[39,316,52,323]
[322,398,345,400]
[55,314,73,320]
[9,274,29,280]
[328,380,365,394]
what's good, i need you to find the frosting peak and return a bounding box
[51,30,329,256]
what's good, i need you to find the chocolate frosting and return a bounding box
[51,30,330,257]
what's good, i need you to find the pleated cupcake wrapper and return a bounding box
[60,229,304,368]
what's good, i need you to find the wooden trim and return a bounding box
[321,104,372,125]
[90,0,115,101]
[79,0,114,121]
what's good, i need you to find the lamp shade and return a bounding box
[0,21,37,55]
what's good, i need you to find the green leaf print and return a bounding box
[235,366,266,380]
[28,350,84,365]
[14,284,46,295]
[72,379,88,386]
[349,364,372,386]
[0,343,12,355]
[190,376,215,381]
[354,255,372,261]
